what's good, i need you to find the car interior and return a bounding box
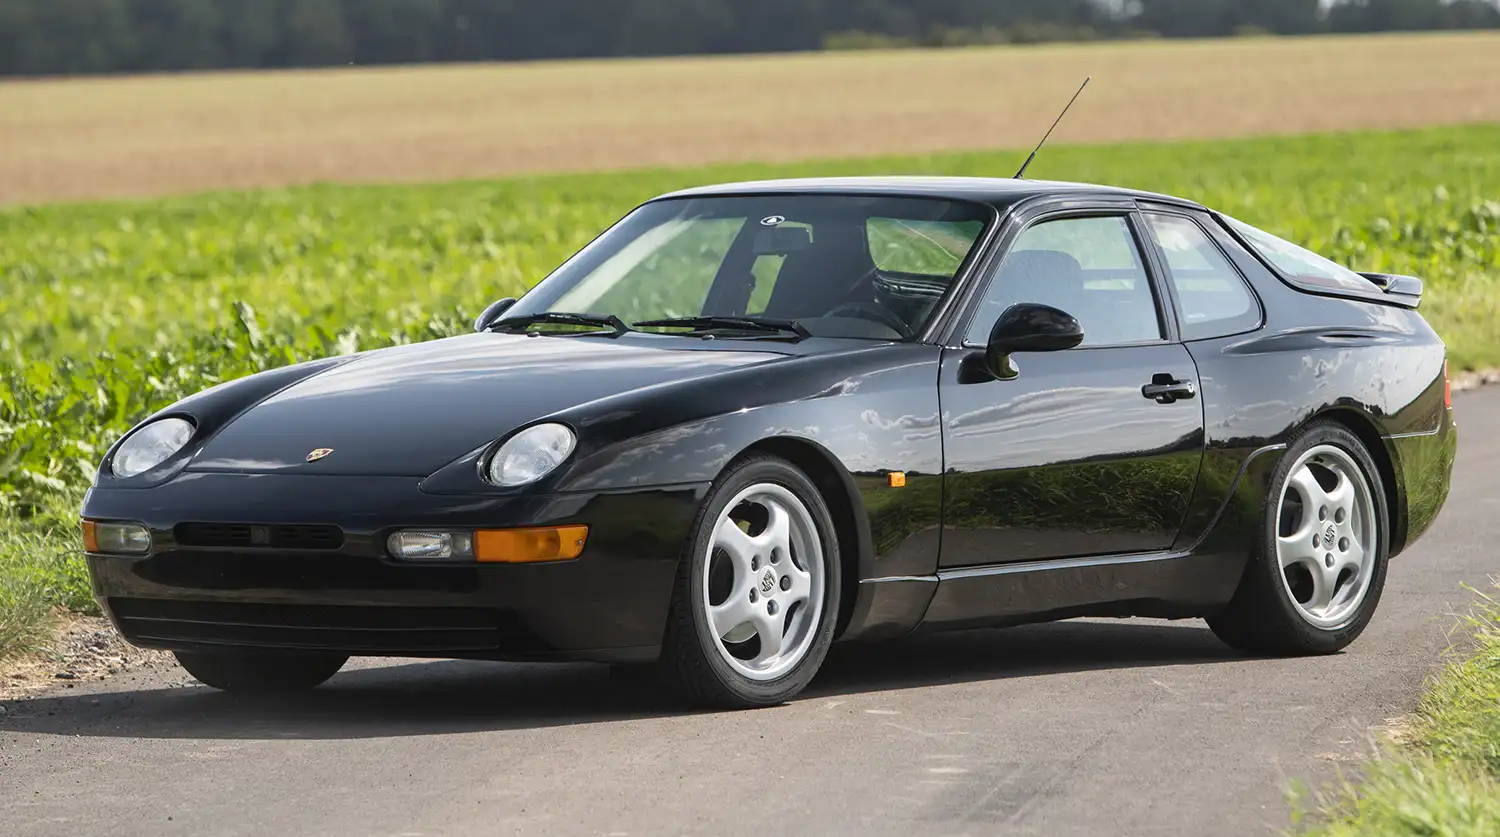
[703,216,933,340]
[712,215,1178,347]
[970,248,1163,347]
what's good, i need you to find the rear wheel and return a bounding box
[1208,421,1389,655]
[659,454,841,709]
[174,650,348,693]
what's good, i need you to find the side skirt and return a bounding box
[844,548,1241,639]
[917,549,1231,632]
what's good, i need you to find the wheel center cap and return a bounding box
[1323,523,1337,549]
[760,568,777,595]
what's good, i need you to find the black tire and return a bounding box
[174,650,348,693]
[1207,421,1390,655]
[659,454,842,709]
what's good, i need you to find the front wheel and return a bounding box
[659,454,842,709]
[174,650,349,693]
[1208,421,1389,655]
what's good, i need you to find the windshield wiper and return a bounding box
[633,316,811,340]
[489,312,633,336]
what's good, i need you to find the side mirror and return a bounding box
[474,298,518,332]
[985,303,1083,379]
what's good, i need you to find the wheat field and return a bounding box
[2,32,1498,205]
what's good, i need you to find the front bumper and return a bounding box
[81,472,707,662]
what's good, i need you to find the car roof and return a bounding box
[652,176,1205,212]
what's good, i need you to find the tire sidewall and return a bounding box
[1259,423,1390,650]
[681,457,842,705]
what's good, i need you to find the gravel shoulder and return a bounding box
[0,614,170,703]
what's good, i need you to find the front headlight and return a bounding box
[487,423,576,487]
[111,417,195,478]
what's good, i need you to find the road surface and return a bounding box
[3,388,1496,837]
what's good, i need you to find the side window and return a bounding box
[1143,214,1261,340]
[965,215,1162,347]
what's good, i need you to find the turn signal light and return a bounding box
[81,520,151,555]
[1444,360,1452,408]
[475,526,589,563]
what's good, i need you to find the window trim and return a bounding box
[1137,207,1266,342]
[953,206,1177,351]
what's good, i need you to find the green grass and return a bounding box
[1,123,1499,662]
[1295,582,1500,837]
[0,496,96,662]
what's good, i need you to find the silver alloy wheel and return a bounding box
[1274,444,1378,629]
[702,482,825,682]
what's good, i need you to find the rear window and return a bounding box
[1222,216,1376,294]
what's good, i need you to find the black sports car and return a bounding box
[81,177,1457,708]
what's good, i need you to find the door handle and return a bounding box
[1142,374,1197,404]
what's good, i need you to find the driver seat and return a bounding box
[760,223,877,320]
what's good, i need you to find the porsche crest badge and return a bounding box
[306,448,334,462]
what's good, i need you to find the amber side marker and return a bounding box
[475,525,589,563]
[888,472,907,488]
[81,520,99,553]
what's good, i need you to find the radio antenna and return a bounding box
[1014,77,1091,179]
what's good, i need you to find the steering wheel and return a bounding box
[824,301,914,338]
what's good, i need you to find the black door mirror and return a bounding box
[985,303,1084,378]
[474,298,518,332]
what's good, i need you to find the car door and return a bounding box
[938,210,1206,567]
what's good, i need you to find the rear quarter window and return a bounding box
[1142,213,1262,341]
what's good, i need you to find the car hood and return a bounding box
[188,333,786,477]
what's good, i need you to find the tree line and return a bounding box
[1,0,1497,77]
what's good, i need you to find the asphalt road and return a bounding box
[3,389,1497,837]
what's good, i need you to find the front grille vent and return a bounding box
[174,522,344,551]
[108,598,510,653]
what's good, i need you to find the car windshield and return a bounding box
[1223,215,1376,294]
[505,194,992,339]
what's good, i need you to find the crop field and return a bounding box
[2,32,1500,205]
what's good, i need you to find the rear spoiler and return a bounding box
[1358,272,1424,309]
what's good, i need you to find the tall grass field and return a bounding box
[2,124,1498,662]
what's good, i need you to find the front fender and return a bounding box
[557,347,945,586]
